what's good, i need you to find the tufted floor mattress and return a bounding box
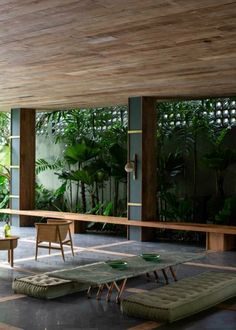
[12,273,89,299]
[121,271,236,323]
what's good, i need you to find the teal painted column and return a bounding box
[10,109,20,226]
[127,97,157,241]
[10,108,36,226]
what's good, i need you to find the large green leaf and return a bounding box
[202,149,236,170]
[64,139,100,164]
[0,195,9,209]
[36,158,63,175]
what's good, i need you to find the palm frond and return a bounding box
[36,158,63,175]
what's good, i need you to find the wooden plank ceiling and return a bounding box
[0,0,236,111]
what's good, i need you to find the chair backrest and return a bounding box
[47,219,72,241]
[35,219,72,243]
[35,223,58,242]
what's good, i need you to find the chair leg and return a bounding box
[68,228,74,256]
[70,242,74,257]
[58,229,65,261]
[35,242,38,261]
[60,244,65,261]
[49,242,51,254]
[35,228,40,261]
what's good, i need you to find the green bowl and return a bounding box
[106,260,127,270]
[140,253,160,262]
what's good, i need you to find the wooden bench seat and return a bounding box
[0,208,235,251]
[121,271,236,323]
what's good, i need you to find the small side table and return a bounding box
[0,236,19,267]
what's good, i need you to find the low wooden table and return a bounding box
[0,236,19,267]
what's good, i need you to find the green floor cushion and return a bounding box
[121,271,236,323]
[12,274,88,299]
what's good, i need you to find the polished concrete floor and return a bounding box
[0,226,235,330]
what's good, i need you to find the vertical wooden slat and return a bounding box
[20,109,35,226]
[141,97,157,241]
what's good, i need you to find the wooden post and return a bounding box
[10,108,35,226]
[206,232,236,251]
[127,96,157,241]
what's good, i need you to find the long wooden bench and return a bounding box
[0,208,235,251]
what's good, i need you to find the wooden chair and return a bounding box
[35,219,74,261]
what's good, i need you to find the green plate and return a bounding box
[106,260,127,270]
[140,253,160,262]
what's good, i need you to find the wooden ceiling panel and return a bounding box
[0,0,235,110]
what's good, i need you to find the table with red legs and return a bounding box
[49,252,204,303]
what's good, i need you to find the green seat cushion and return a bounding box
[12,274,88,299]
[121,271,236,323]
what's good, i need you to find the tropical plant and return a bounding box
[159,192,193,222]
[102,143,126,216]
[215,196,236,225]
[0,113,11,220]
[202,148,236,198]
[0,164,10,220]
[0,112,10,146]
[61,138,102,212]
[157,98,236,225]
[36,158,63,175]
[36,106,128,220]
[35,182,68,211]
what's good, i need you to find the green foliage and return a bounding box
[0,195,9,209]
[158,152,184,193]
[202,137,236,198]
[215,196,236,225]
[160,192,193,222]
[202,148,236,171]
[36,158,63,175]
[103,201,114,216]
[0,164,10,219]
[35,182,68,211]
[207,126,229,148]
[64,139,100,164]
[86,201,113,216]
[157,97,236,224]
[86,200,125,233]
[36,106,128,218]
[108,143,127,181]
[36,106,127,145]
[35,98,236,229]
[0,112,10,146]
[60,169,93,186]
[0,145,10,166]
[100,123,127,150]
[0,113,10,211]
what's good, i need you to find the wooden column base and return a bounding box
[70,221,86,234]
[206,232,236,251]
[20,215,35,227]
